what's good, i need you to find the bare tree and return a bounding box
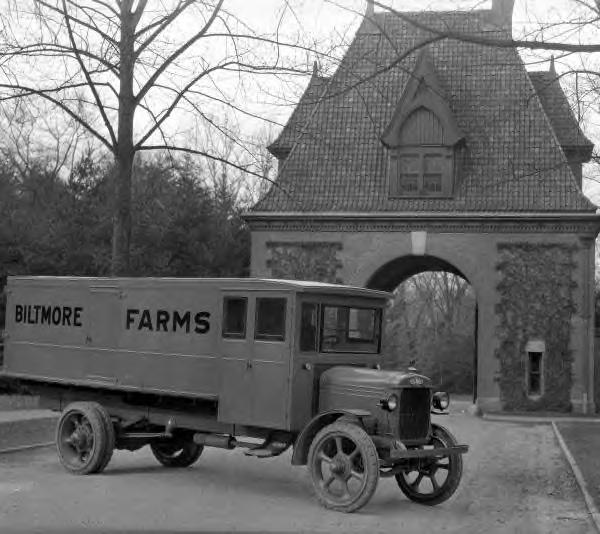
[0,0,317,274]
[0,99,83,180]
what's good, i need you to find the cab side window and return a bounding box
[255,298,286,341]
[222,297,247,339]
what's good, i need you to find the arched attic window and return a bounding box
[382,49,464,198]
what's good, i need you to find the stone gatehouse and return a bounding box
[245,0,600,413]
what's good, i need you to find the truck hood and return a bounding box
[321,366,432,390]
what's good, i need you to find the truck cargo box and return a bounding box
[1,276,390,430]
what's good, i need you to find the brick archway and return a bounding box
[365,254,477,403]
[365,254,469,291]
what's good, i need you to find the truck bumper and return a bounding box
[388,444,469,460]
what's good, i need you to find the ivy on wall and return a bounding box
[495,243,577,411]
[266,241,343,283]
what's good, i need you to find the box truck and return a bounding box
[1,276,467,512]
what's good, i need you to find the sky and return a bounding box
[213,0,597,127]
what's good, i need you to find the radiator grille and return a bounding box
[397,388,431,441]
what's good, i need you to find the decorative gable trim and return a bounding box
[381,48,464,148]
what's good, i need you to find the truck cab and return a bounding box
[216,282,388,431]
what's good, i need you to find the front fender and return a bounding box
[291,409,373,466]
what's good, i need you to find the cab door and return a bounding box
[289,300,319,431]
[218,292,292,429]
[218,294,253,424]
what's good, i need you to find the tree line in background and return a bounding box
[383,272,476,395]
[0,149,254,333]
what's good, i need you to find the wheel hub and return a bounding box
[70,426,91,451]
[331,455,349,476]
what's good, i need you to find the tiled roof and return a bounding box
[268,72,329,158]
[254,9,596,213]
[528,70,594,151]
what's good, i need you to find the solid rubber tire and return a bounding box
[150,440,203,468]
[395,423,463,505]
[90,402,115,473]
[56,402,112,475]
[307,421,380,513]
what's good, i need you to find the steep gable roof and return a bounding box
[268,67,329,160]
[254,9,596,213]
[528,69,593,153]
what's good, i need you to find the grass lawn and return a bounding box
[556,422,600,508]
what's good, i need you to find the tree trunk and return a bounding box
[111,2,136,276]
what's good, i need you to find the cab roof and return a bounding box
[8,276,392,300]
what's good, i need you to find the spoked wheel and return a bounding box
[308,421,379,513]
[56,402,114,475]
[395,423,463,505]
[150,440,203,468]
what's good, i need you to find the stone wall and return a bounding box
[495,243,577,411]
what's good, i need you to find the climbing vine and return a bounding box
[266,241,343,283]
[495,243,577,411]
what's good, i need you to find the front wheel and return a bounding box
[395,423,463,505]
[307,421,379,513]
[150,440,203,468]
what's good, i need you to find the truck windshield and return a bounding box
[320,305,381,354]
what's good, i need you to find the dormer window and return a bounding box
[382,48,463,199]
[390,147,454,197]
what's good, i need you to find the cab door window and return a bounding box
[321,305,381,353]
[222,297,247,339]
[255,298,286,341]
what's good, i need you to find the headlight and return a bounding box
[432,391,450,411]
[379,394,398,411]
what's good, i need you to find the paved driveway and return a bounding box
[0,412,593,533]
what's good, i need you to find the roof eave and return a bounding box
[244,211,600,222]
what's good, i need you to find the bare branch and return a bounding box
[372,0,600,54]
[34,0,119,47]
[138,144,298,204]
[135,0,225,104]
[134,0,195,58]
[62,0,116,148]
[0,83,113,152]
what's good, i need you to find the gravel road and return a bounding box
[0,412,593,533]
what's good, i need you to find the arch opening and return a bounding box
[367,255,477,402]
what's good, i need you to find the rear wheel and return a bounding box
[150,440,203,468]
[307,421,379,513]
[56,402,114,475]
[94,403,115,473]
[395,423,463,505]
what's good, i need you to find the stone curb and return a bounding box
[0,414,58,455]
[0,441,54,454]
[552,421,600,533]
[482,413,600,424]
